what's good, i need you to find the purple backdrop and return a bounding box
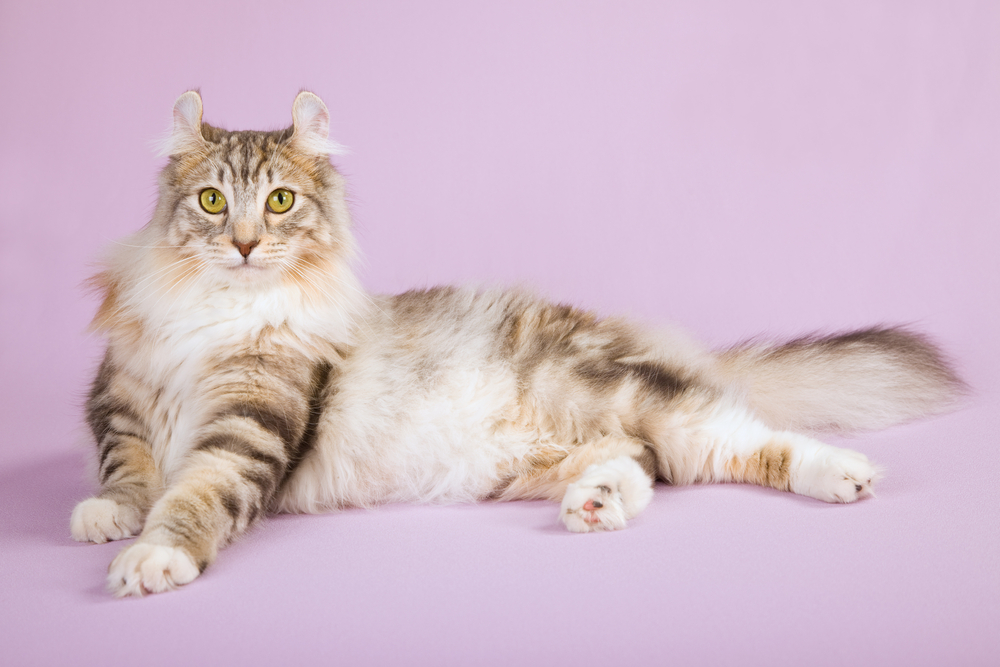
[1,1,997,665]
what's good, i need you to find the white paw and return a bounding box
[107,542,200,597]
[560,457,654,533]
[71,497,143,543]
[794,447,881,503]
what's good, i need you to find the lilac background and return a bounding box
[1,1,998,665]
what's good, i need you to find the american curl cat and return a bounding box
[71,91,964,597]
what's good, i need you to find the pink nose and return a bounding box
[235,240,259,258]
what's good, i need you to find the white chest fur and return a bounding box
[114,269,359,482]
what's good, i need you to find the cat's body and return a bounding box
[72,92,963,597]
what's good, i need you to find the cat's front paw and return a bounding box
[794,448,882,503]
[560,457,654,533]
[71,497,143,543]
[107,542,200,597]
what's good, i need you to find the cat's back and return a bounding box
[341,285,612,401]
[364,285,531,366]
[328,286,530,432]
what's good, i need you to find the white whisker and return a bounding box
[293,255,392,325]
[144,258,209,326]
[285,258,379,340]
[97,255,202,325]
[107,240,190,249]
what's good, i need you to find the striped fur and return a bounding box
[71,91,965,597]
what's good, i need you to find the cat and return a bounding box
[70,91,964,597]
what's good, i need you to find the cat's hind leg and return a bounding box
[782,435,881,502]
[667,402,882,502]
[561,455,655,532]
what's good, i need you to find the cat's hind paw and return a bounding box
[794,447,882,503]
[71,497,143,543]
[107,542,200,597]
[560,457,654,533]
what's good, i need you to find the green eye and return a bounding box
[199,188,227,214]
[267,189,294,214]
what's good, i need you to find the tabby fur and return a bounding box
[70,91,964,597]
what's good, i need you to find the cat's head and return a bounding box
[146,90,354,288]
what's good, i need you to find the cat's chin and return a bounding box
[222,262,278,285]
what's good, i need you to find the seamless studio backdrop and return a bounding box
[1,1,997,666]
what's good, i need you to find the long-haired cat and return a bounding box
[71,91,964,597]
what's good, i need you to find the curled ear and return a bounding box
[291,91,346,156]
[161,90,206,156]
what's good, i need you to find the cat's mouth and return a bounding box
[225,259,270,279]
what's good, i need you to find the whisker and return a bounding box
[161,262,214,326]
[107,240,190,249]
[292,255,391,323]
[285,261,340,305]
[287,258,381,339]
[125,254,201,292]
[96,255,202,325]
[285,260,358,313]
[144,258,209,325]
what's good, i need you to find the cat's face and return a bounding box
[153,92,351,287]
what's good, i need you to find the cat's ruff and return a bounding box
[73,91,963,597]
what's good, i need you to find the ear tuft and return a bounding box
[158,91,206,157]
[291,91,347,156]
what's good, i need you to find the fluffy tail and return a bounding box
[716,327,966,433]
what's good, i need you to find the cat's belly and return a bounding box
[276,362,547,512]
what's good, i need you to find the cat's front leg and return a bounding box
[105,447,264,596]
[71,497,146,544]
[106,375,317,596]
[72,357,163,543]
[102,351,328,598]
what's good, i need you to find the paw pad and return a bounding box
[559,458,654,533]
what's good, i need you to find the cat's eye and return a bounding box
[199,189,227,214]
[267,189,294,214]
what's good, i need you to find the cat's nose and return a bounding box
[235,240,259,258]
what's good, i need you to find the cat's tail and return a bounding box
[714,327,966,433]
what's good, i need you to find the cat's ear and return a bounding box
[160,91,207,157]
[291,91,346,156]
